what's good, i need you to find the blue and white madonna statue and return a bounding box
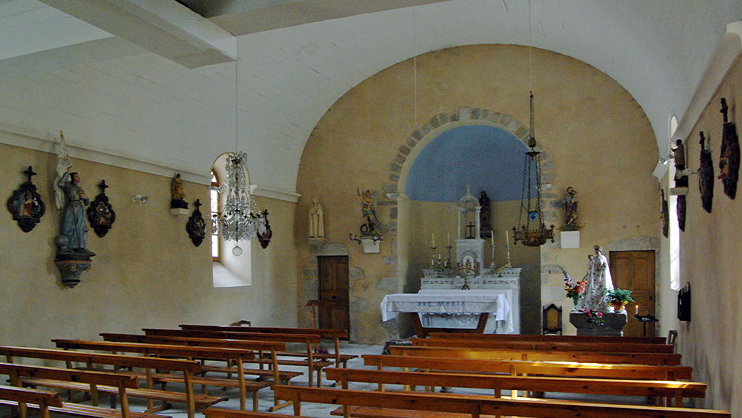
[577,245,613,312]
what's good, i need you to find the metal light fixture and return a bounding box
[211,39,266,256]
[512,95,554,247]
[512,1,554,247]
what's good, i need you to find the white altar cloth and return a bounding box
[381,291,512,334]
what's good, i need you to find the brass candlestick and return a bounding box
[489,242,497,269]
[445,245,453,268]
[430,246,437,267]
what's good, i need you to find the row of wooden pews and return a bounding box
[264,333,731,418]
[0,324,357,418]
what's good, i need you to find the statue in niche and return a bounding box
[87,180,116,238]
[699,131,714,213]
[258,209,272,249]
[309,199,325,238]
[577,245,613,312]
[562,187,581,230]
[186,199,206,247]
[357,188,381,236]
[171,173,188,209]
[718,98,739,199]
[478,190,492,239]
[7,166,46,233]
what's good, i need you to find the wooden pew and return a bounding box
[427,332,667,344]
[364,355,693,380]
[273,385,731,418]
[388,345,683,365]
[0,384,63,418]
[143,328,330,387]
[52,339,270,412]
[324,367,706,407]
[179,324,357,367]
[99,333,302,384]
[0,348,211,418]
[0,362,152,418]
[412,337,675,353]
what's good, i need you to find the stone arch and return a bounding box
[382,106,558,229]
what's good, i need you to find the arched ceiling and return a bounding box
[0,0,740,195]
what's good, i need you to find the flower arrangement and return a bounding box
[582,308,604,326]
[562,266,586,298]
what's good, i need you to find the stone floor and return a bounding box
[101,342,654,418]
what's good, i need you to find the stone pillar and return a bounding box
[569,312,628,336]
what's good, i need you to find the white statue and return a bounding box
[578,245,613,312]
[309,199,324,238]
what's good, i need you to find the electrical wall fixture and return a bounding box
[132,195,148,204]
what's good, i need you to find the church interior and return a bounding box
[1,0,742,416]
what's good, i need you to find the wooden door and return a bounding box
[609,250,655,337]
[318,256,350,333]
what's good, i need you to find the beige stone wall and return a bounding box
[296,44,659,343]
[0,143,297,346]
[675,55,742,416]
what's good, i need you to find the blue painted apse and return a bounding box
[406,125,530,202]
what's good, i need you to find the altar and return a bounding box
[380,291,511,337]
[380,188,522,336]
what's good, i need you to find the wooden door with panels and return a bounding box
[609,250,655,337]
[318,256,350,333]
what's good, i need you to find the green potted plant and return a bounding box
[604,288,634,312]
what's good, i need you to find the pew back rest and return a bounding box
[362,354,693,380]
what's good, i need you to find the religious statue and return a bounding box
[53,132,94,287]
[309,199,325,238]
[357,188,380,236]
[699,131,714,213]
[577,245,613,312]
[170,173,188,209]
[7,166,46,233]
[56,170,93,253]
[563,187,580,230]
[718,98,739,200]
[478,190,492,239]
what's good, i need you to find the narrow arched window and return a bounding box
[210,170,220,262]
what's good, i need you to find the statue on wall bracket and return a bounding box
[562,186,583,231]
[186,199,206,247]
[699,131,714,213]
[7,166,46,232]
[478,190,492,239]
[170,173,188,209]
[718,98,739,199]
[53,132,95,288]
[660,188,669,238]
[257,209,272,249]
[86,180,116,237]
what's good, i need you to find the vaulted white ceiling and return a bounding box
[0,0,740,195]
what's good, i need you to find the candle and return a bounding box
[432,233,435,247]
[491,230,494,240]
[635,304,639,315]
[447,232,450,246]
[505,230,509,243]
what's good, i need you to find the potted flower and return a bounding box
[604,288,634,312]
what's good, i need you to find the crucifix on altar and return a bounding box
[455,186,485,272]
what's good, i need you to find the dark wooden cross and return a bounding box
[721,98,729,123]
[23,166,37,182]
[97,179,109,193]
[194,199,202,211]
[465,222,475,239]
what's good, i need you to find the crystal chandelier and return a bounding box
[213,151,266,256]
[512,92,554,247]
